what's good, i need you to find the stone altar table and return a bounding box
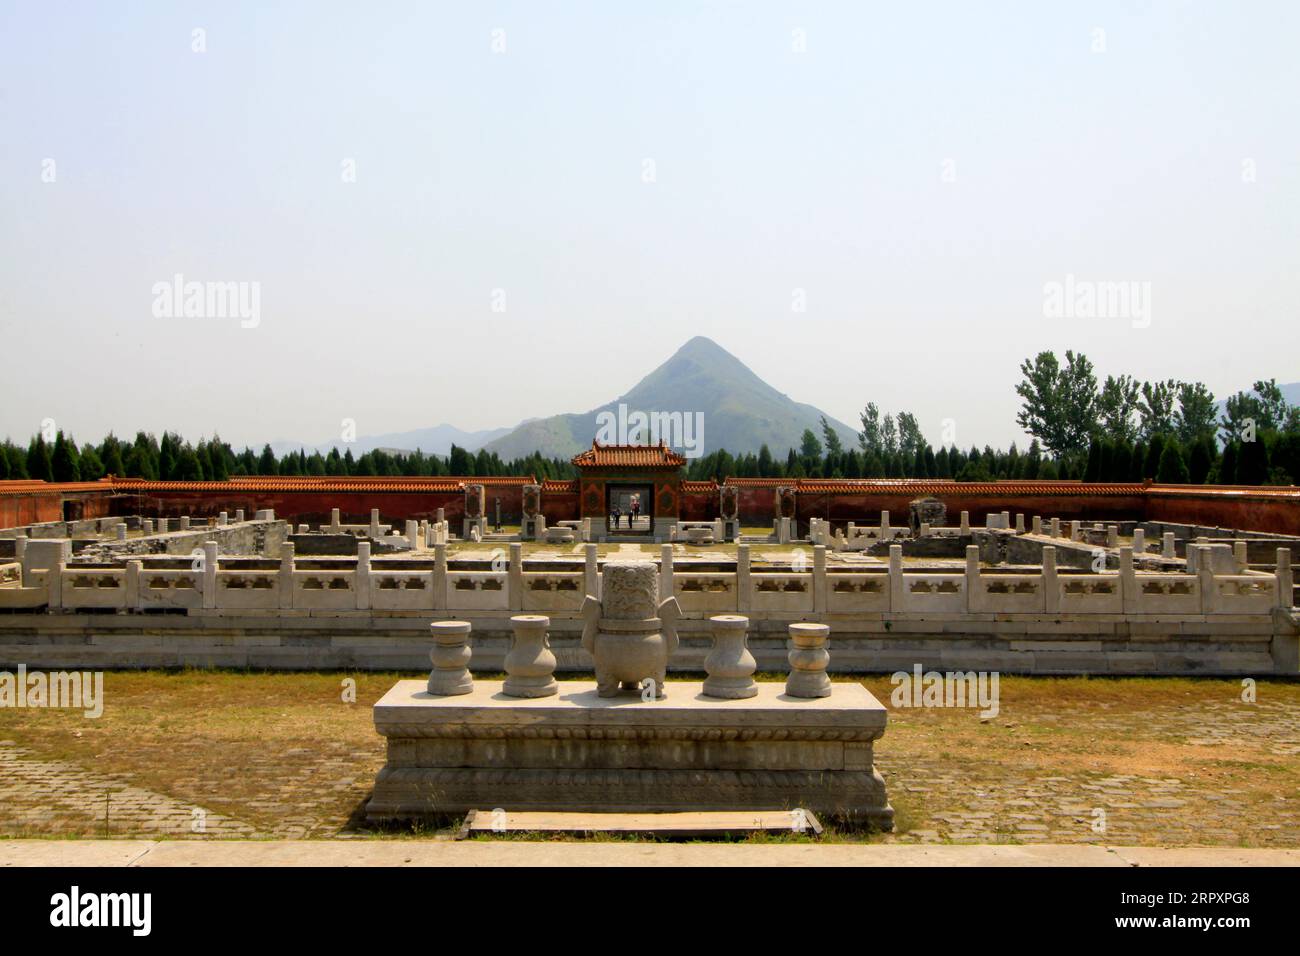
[366,679,893,827]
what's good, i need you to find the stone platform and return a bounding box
[366,680,893,827]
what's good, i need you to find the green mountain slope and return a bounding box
[483,337,859,460]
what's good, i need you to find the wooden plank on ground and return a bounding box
[459,809,822,839]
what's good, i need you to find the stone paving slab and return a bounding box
[1,840,1298,867]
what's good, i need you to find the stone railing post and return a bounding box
[1015,513,1025,534]
[1196,545,1217,613]
[406,520,420,551]
[1043,545,1059,613]
[1133,528,1146,553]
[278,541,294,610]
[428,621,473,696]
[1233,540,1248,572]
[330,508,341,532]
[1031,515,1042,535]
[965,544,980,612]
[813,544,828,613]
[584,543,599,600]
[736,543,751,613]
[785,622,831,698]
[433,543,448,611]
[125,559,141,611]
[1119,546,1136,613]
[355,540,371,610]
[703,614,757,699]
[889,543,903,612]
[509,542,524,611]
[1049,517,1060,538]
[203,540,219,610]
[369,508,381,538]
[503,614,556,698]
[959,510,970,534]
[50,549,65,610]
[1162,532,1176,559]
[1277,549,1293,609]
[660,543,674,602]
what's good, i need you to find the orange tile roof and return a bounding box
[204,475,535,486]
[542,479,580,493]
[110,478,463,494]
[682,480,719,493]
[792,479,1146,496]
[0,479,113,495]
[1146,483,1300,499]
[572,442,687,469]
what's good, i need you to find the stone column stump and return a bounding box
[785,622,832,698]
[703,614,757,699]
[503,614,557,698]
[427,620,473,696]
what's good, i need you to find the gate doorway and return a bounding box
[605,483,653,534]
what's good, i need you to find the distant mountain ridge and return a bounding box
[270,423,511,459]
[481,337,859,460]
[268,348,1296,463]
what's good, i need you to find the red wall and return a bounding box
[1145,488,1300,537]
[109,485,527,526]
[1,479,1295,536]
[540,491,580,524]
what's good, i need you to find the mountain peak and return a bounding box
[667,336,743,367]
[482,337,859,460]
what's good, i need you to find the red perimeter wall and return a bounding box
[1,480,1296,536]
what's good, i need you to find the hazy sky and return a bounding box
[2,2,1297,453]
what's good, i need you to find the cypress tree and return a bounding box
[1155,441,1189,483]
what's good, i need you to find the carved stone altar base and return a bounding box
[365,679,893,827]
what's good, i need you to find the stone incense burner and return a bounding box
[580,561,681,699]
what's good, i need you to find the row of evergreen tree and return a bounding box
[0,432,577,483]
[3,354,1297,486]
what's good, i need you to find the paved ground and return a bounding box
[2,840,1298,867]
[0,744,256,838]
[2,674,1296,845]
[888,697,1300,845]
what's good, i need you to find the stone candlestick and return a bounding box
[427,620,473,696]
[503,614,557,698]
[785,622,832,698]
[703,614,757,699]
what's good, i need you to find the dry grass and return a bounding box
[1,670,1297,844]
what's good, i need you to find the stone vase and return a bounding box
[427,620,473,696]
[580,562,681,699]
[785,622,831,698]
[703,614,757,699]
[503,614,557,698]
